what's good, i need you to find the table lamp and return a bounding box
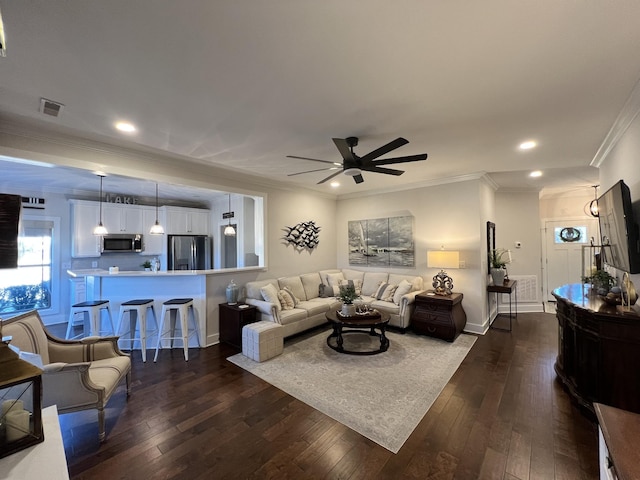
[427,249,459,296]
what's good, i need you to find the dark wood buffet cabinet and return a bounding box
[553,284,640,416]
[411,292,467,342]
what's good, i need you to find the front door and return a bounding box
[544,218,599,301]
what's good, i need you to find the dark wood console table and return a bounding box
[553,283,640,416]
[487,279,517,332]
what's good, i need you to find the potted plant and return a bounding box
[582,269,615,295]
[338,283,358,316]
[141,260,152,271]
[489,248,509,285]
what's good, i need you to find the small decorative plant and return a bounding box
[337,284,358,304]
[582,269,615,292]
[141,260,152,269]
[490,248,509,269]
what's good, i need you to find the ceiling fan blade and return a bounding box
[353,174,364,184]
[286,155,339,166]
[359,137,409,163]
[287,167,338,177]
[332,138,356,162]
[317,170,343,184]
[373,153,428,166]
[361,165,405,176]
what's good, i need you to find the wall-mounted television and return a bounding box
[597,180,640,274]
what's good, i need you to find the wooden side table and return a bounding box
[219,303,257,349]
[487,279,517,332]
[411,292,467,342]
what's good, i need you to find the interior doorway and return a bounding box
[221,224,237,268]
[543,218,599,301]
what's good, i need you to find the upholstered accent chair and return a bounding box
[1,310,131,442]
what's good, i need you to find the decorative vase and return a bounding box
[226,280,239,305]
[341,303,356,317]
[490,268,506,286]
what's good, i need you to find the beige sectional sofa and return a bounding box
[244,268,424,338]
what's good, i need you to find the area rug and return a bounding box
[227,329,476,453]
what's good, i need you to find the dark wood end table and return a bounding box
[219,303,258,349]
[325,308,390,355]
[411,291,467,342]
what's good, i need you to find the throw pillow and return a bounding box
[393,279,413,305]
[279,289,295,310]
[326,272,345,295]
[338,278,362,296]
[260,283,282,311]
[318,283,329,298]
[282,286,300,306]
[374,281,398,302]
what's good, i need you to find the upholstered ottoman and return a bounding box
[242,321,284,362]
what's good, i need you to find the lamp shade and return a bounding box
[427,250,459,269]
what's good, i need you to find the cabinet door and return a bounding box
[71,201,101,257]
[165,207,210,235]
[102,204,143,233]
[142,207,165,255]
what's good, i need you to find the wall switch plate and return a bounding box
[459,260,466,268]
[91,261,98,268]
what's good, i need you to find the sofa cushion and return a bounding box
[296,300,332,317]
[326,272,345,295]
[283,286,300,305]
[374,281,397,302]
[278,308,308,326]
[393,279,413,305]
[341,268,365,282]
[279,289,296,310]
[246,279,279,301]
[278,276,306,301]
[300,272,323,300]
[370,299,401,315]
[338,278,362,296]
[362,272,389,296]
[260,283,282,311]
[388,274,423,292]
[319,269,341,285]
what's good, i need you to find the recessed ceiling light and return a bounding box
[115,121,137,133]
[530,170,543,178]
[330,181,340,188]
[519,140,537,150]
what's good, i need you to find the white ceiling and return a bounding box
[2,1,640,198]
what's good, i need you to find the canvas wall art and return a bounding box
[348,216,414,267]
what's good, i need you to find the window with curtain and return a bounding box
[0,219,54,315]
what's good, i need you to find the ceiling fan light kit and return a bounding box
[287,136,428,185]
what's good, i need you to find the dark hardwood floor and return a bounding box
[51,311,599,479]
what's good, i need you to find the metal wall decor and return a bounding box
[348,216,414,267]
[283,220,320,251]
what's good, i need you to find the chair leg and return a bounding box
[98,407,106,443]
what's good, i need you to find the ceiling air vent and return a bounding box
[40,98,64,117]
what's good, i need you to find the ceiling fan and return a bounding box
[287,137,428,184]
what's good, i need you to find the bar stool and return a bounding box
[154,298,200,362]
[116,299,158,362]
[66,300,115,339]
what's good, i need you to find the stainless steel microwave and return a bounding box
[101,234,143,253]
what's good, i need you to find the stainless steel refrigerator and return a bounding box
[167,235,212,270]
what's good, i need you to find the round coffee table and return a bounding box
[325,308,390,355]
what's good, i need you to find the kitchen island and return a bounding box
[67,268,263,348]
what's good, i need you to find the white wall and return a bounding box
[336,178,489,333]
[598,101,640,288]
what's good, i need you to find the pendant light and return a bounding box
[93,174,108,235]
[224,193,236,236]
[149,183,164,235]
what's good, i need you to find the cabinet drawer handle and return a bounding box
[427,326,437,333]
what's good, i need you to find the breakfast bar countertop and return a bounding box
[67,269,207,277]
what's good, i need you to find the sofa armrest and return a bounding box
[47,336,128,363]
[41,362,103,409]
[399,290,423,316]
[245,298,281,323]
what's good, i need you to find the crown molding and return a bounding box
[591,76,640,168]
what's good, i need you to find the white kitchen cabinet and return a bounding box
[141,206,165,255]
[70,200,101,257]
[164,207,210,235]
[102,203,144,233]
